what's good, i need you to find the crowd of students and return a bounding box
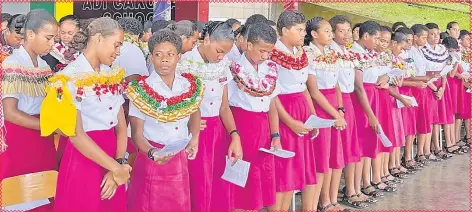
[0,8,470,212]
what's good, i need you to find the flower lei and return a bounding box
[50,68,126,102]
[124,33,149,59]
[462,48,471,64]
[126,73,204,123]
[421,44,449,63]
[230,61,278,97]
[346,42,353,49]
[50,42,78,66]
[177,58,230,81]
[270,46,308,70]
[305,45,357,72]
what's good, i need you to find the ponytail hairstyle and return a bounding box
[166,20,197,39]
[304,17,324,46]
[59,15,79,28]
[12,9,57,38]
[199,21,234,42]
[7,14,26,34]
[67,17,122,59]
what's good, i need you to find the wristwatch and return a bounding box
[115,158,128,165]
[147,147,157,161]
[271,133,280,140]
[338,107,345,114]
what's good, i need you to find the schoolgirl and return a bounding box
[126,30,202,212]
[329,15,373,208]
[304,17,348,211]
[167,20,199,54]
[178,21,242,212]
[228,22,280,211]
[226,24,248,62]
[41,17,131,212]
[1,9,58,212]
[270,11,318,211]
[0,14,24,63]
[457,30,471,148]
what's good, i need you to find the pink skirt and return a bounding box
[433,79,454,124]
[276,92,317,191]
[128,142,190,212]
[313,88,344,172]
[351,83,380,158]
[188,116,231,212]
[340,93,361,164]
[411,87,433,134]
[377,88,394,153]
[231,106,275,210]
[56,135,68,166]
[389,87,406,147]
[447,73,461,115]
[459,87,472,119]
[399,86,417,136]
[0,119,57,212]
[55,129,126,212]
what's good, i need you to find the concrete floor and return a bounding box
[292,153,470,210]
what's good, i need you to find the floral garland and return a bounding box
[346,42,353,50]
[421,44,449,63]
[50,42,78,66]
[49,68,126,102]
[304,45,356,72]
[176,58,230,81]
[462,48,471,64]
[124,33,150,59]
[230,61,278,97]
[1,64,54,97]
[126,73,204,123]
[270,47,308,70]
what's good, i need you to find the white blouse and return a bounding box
[350,42,385,84]
[305,43,338,90]
[273,40,310,94]
[226,43,242,63]
[127,70,191,145]
[408,46,428,77]
[331,41,355,93]
[1,46,51,211]
[423,43,446,72]
[60,54,125,132]
[2,46,48,115]
[228,54,280,113]
[179,46,233,118]
[114,41,149,78]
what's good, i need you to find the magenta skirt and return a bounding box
[351,83,380,158]
[377,88,394,153]
[231,106,275,210]
[389,87,406,147]
[411,87,433,134]
[448,73,461,115]
[55,129,126,212]
[188,116,231,212]
[276,92,317,191]
[0,119,57,212]
[128,141,190,212]
[399,86,417,136]
[433,79,454,124]
[313,88,344,172]
[340,93,361,164]
[459,88,472,119]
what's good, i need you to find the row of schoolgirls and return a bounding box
[0,8,470,212]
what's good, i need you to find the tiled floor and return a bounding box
[293,153,470,210]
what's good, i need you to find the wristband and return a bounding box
[338,107,345,114]
[271,133,280,140]
[115,158,128,165]
[229,130,239,137]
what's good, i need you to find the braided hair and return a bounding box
[199,21,234,42]
[304,17,324,46]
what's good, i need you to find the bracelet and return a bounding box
[338,107,345,114]
[147,147,157,161]
[229,130,239,137]
[270,133,280,140]
[115,158,128,165]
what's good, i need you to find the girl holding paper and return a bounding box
[41,17,132,212]
[178,21,243,212]
[227,22,281,211]
[127,30,202,212]
[269,11,319,211]
[1,9,58,212]
[304,17,348,211]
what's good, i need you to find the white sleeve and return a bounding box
[128,101,146,120]
[117,45,149,78]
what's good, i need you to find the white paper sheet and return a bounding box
[461,62,470,74]
[304,115,336,129]
[221,157,251,188]
[396,95,418,108]
[378,126,392,148]
[426,77,438,85]
[153,137,191,157]
[388,68,404,77]
[440,65,453,77]
[467,89,471,93]
[259,147,295,158]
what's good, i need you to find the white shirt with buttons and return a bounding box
[408,46,428,77]
[60,54,125,132]
[127,70,191,145]
[350,42,384,84]
[228,54,280,113]
[179,46,233,118]
[305,43,339,90]
[1,46,52,211]
[273,40,310,94]
[331,41,355,93]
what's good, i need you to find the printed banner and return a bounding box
[73,1,154,23]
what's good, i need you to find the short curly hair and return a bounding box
[276,10,305,35]
[118,17,143,35]
[148,30,182,54]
